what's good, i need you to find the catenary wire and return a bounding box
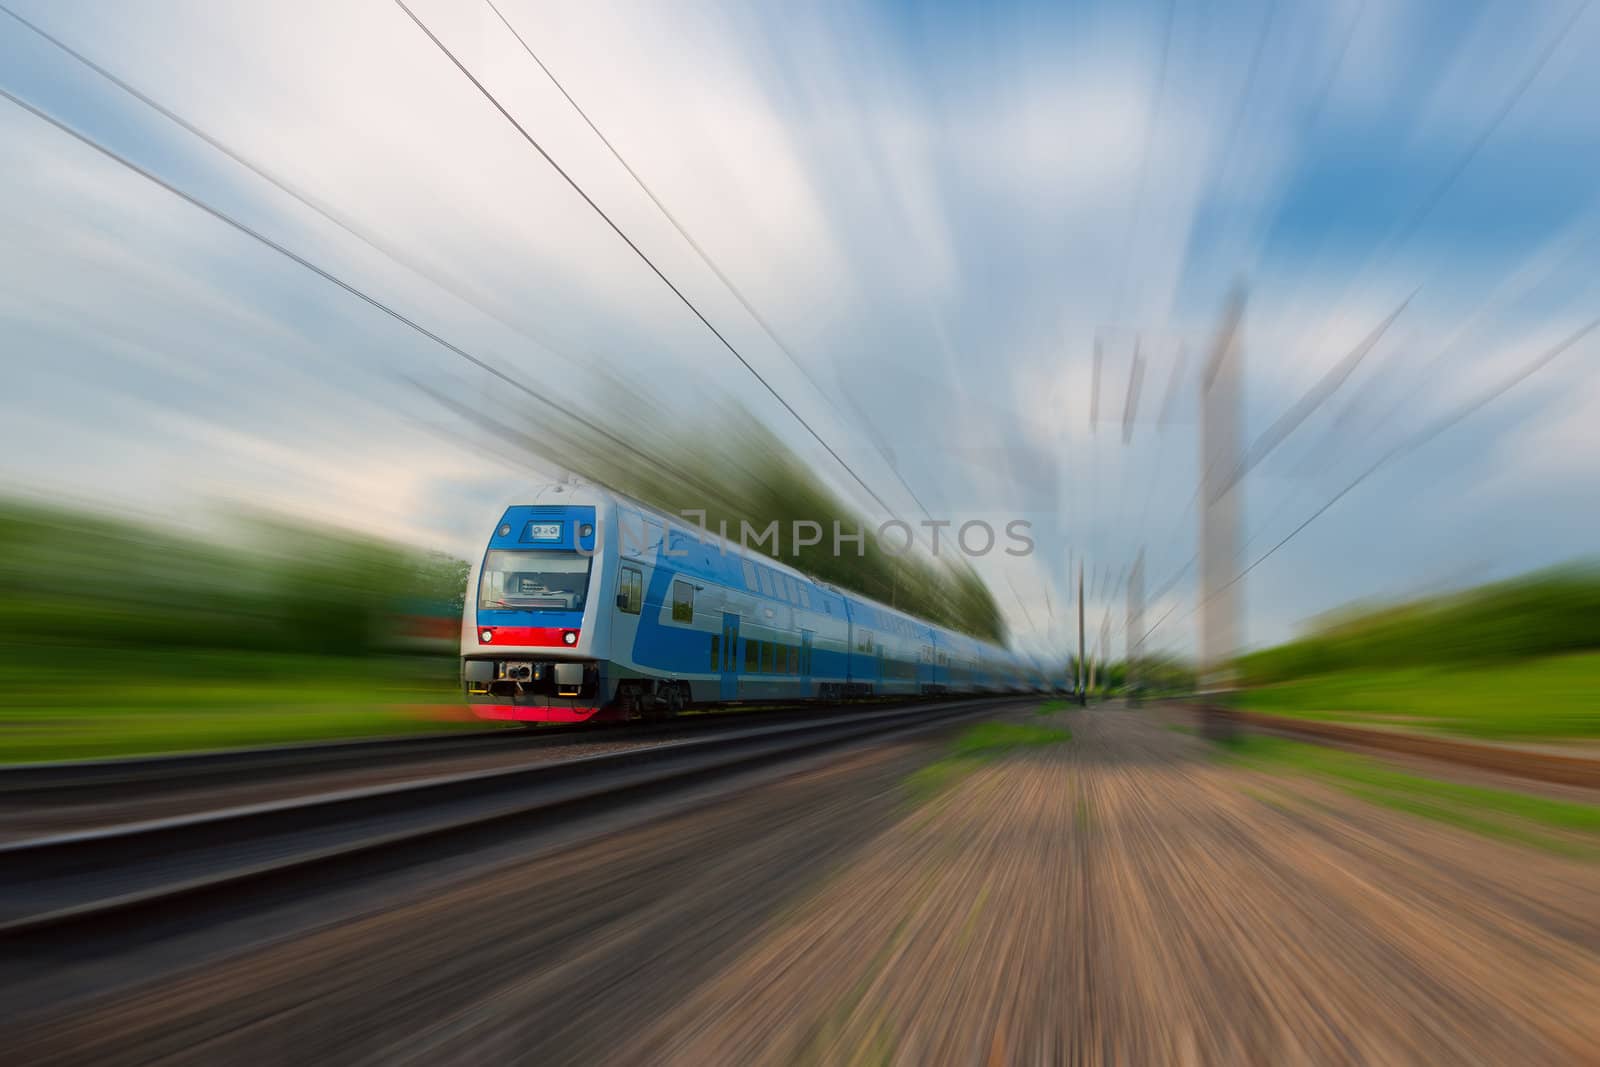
[392,0,902,522]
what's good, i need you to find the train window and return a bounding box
[481,550,593,612]
[759,641,773,673]
[785,577,798,603]
[671,580,694,622]
[741,559,759,592]
[759,568,776,598]
[618,567,642,615]
[710,634,719,671]
[798,586,811,609]
[744,638,758,672]
[788,646,798,674]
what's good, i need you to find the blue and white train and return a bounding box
[460,483,1051,721]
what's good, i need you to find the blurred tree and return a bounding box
[1235,564,1600,684]
[526,387,1008,643]
[0,498,469,662]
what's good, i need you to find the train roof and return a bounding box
[493,481,1018,658]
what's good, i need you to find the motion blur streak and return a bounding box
[4,0,1600,1062]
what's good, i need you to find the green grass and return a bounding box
[1034,699,1072,716]
[0,652,486,763]
[906,720,1071,802]
[1232,652,1600,740]
[1219,734,1600,855]
[950,721,1073,755]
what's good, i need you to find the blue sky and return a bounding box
[2,0,1598,661]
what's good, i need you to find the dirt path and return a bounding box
[624,706,1600,1065]
[10,706,1599,1065]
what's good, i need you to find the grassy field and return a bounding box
[906,717,1072,802]
[0,653,486,763]
[1219,733,1600,856]
[1231,651,1600,741]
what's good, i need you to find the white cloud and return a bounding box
[4,0,1600,651]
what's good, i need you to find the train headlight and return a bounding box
[562,630,578,645]
[579,523,594,538]
[480,630,494,643]
[498,524,511,537]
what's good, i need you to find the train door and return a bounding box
[800,630,814,691]
[720,612,740,700]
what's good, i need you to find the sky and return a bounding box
[2,0,1598,663]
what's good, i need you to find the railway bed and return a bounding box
[0,697,1019,980]
[0,697,986,840]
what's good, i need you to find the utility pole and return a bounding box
[1126,546,1144,704]
[1096,606,1111,698]
[1087,635,1097,699]
[1199,288,1246,739]
[1076,560,1087,706]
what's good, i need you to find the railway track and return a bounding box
[0,697,1017,948]
[1203,705,1600,789]
[0,724,520,802]
[0,698,967,807]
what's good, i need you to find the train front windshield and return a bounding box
[478,550,593,612]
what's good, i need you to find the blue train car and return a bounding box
[460,482,1035,721]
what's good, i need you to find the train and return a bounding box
[460,482,1057,722]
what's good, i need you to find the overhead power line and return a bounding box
[1382,0,1592,260]
[0,1,814,507]
[392,0,901,520]
[1243,0,1590,423]
[482,0,943,531]
[1144,291,1408,600]
[1211,288,1415,502]
[0,83,738,504]
[1138,314,1600,650]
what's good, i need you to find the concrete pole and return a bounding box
[1077,559,1087,706]
[1098,607,1111,697]
[1199,288,1246,738]
[1126,546,1144,704]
